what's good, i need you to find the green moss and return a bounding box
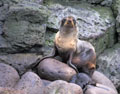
[45,31,56,47]
[93,6,114,20]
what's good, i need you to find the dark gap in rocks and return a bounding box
[46,27,58,33]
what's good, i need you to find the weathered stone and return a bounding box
[70,73,93,89]
[0,4,9,21]
[97,44,120,93]
[37,58,76,81]
[112,0,120,42]
[44,80,83,94]
[0,63,20,88]
[101,0,113,6]
[44,0,103,4]
[0,54,42,75]
[0,0,18,5]
[3,3,50,52]
[85,84,118,94]
[0,36,12,53]
[0,22,3,34]
[45,3,115,55]
[15,72,44,94]
[0,87,26,94]
[19,0,43,4]
[92,71,117,91]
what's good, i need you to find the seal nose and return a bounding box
[67,20,72,24]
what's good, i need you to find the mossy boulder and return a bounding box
[97,43,120,93]
[3,3,50,52]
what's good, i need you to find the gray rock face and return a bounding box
[45,3,115,55]
[44,0,113,6]
[97,44,120,92]
[112,0,120,43]
[3,3,50,52]
[37,58,76,81]
[44,80,83,94]
[0,54,42,75]
[0,87,26,94]
[0,36,12,53]
[0,63,20,88]
[19,0,43,4]
[15,72,44,94]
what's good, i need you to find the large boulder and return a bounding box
[3,3,50,53]
[15,72,44,94]
[44,80,83,94]
[0,53,42,75]
[0,63,20,88]
[97,43,120,93]
[44,3,115,55]
[37,58,76,81]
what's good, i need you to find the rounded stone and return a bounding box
[70,73,93,89]
[37,58,76,81]
[15,72,44,94]
[0,87,26,94]
[0,63,20,88]
[85,84,118,94]
[92,71,117,91]
[44,80,83,94]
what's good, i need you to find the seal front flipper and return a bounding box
[30,45,58,70]
[67,51,79,73]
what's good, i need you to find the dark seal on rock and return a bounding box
[37,58,76,81]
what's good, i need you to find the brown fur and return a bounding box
[54,16,96,76]
[33,16,96,76]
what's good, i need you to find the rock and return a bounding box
[0,0,18,5]
[44,80,83,94]
[45,3,115,55]
[0,36,12,53]
[42,80,52,86]
[112,0,120,42]
[85,84,118,94]
[0,63,20,87]
[97,44,120,92]
[15,72,44,94]
[101,0,113,6]
[37,58,76,81]
[44,0,103,5]
[3,3,50,52]
[0,54,42,75]
[92,71,117,91]
[0,87,26,94]
[70,73,93,89]
[19,0,43,4]
[0,22,3,34]
[0,4,9,21]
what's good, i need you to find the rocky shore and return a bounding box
[0,0,120,94]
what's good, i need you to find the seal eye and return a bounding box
[73,19,76,25]
[61,18,66,27]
